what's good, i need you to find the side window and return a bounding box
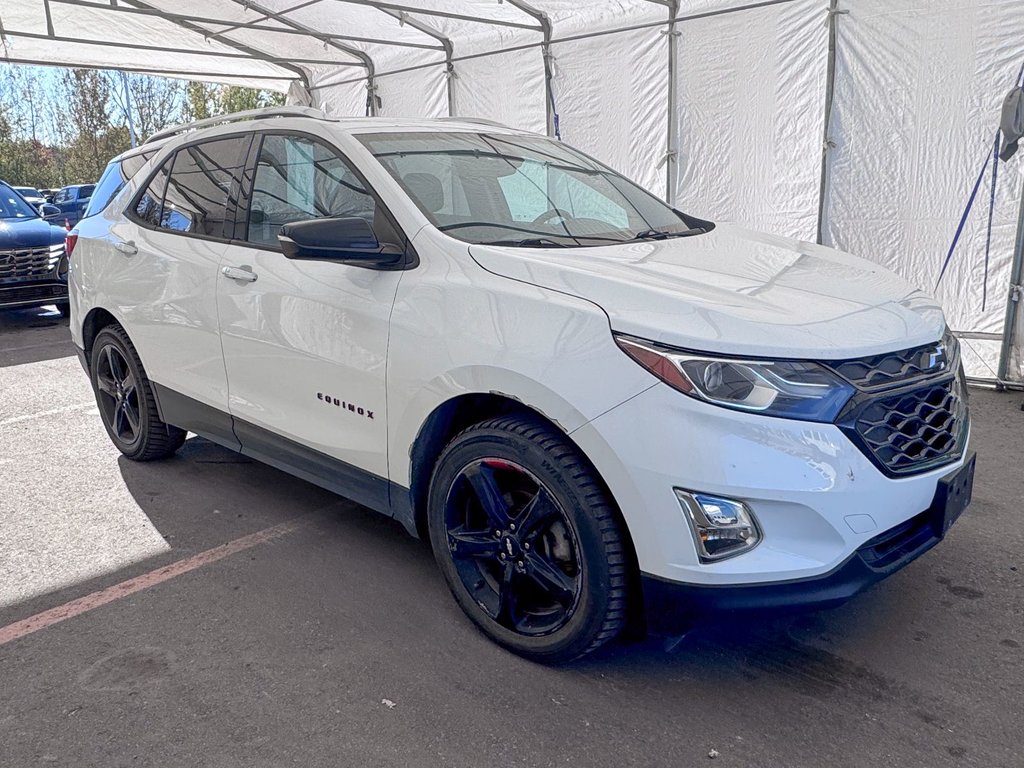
[245,134,375,247]
[161,136,249,237]
[133,158,172,227]
[54,189,66,204]
[86,162,126,218]
[85,151,157,219]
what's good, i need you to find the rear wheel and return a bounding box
[90,325,186,461]
[428,415,629,663]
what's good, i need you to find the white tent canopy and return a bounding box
[2,0,1022,381]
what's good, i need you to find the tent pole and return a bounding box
[59,0,443,50]
[996,177,1024,384]
[120,71,137,148]
[376,9,455,116]
[666,0,680,204]
[225,0,376,113]
[541,25,555,137]
[816,0,844,244]
[503,1,554,137]
[330,0,541,32]
[130,0,309,89]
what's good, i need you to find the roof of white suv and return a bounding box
[145,106,522,147]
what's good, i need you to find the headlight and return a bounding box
[48,242,64,266]
[615,334,855,422]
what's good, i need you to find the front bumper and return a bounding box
[641,450,975,634]
[0,280,68,310]
[571,380,973,588]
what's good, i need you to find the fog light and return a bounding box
[675,490,761,562]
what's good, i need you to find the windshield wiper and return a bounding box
[482,237,571,248]
[630,227,706,241]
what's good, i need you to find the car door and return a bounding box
[216,131,408,505]
[53,187,68,215]
[107,134,252,444]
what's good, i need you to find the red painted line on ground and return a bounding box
[0,519,302,647]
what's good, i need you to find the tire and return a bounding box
[89,325,186,461]
[54,301,70,318]
[427,415,629,663]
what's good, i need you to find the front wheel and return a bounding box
[90,325,186,461]
[428,416,629,663]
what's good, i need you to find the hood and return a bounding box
[469,223,945,359]
[0,218,67,250]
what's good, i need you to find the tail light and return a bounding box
[65,232,78,258]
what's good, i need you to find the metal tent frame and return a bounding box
[0,0,1020,384]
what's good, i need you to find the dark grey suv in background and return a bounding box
[0,181,70,315]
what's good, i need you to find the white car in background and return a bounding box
[69,107,974,662]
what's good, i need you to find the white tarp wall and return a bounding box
[1,0,1022,380]
[821,0,1024,381]
[674,0,830,242]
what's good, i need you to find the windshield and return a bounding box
[357,132,707,247]
[0,184,41,220]
[14,187,41,198]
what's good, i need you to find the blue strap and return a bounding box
[935,148,991,289]
[550,85,561,141]
[982,130,999,310]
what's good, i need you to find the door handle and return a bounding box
[221,265,258,283]
[113,240,137,256]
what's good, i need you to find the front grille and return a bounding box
[824,339,952,391]
[840,372,968,476]
[0,245,61,281]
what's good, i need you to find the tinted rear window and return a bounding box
[84,149,158,218]
[159,136,249,238]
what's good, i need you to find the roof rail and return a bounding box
[436,116,514,130]
[145,106,328,145]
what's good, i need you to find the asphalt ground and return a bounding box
[0,305,1021,768]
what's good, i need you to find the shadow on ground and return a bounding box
[0,382,1020,766]
[0,305,72,367]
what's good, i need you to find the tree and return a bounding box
[0,70,61,187]
[183,81,218,122]
[106,72,183,143]
[58,69,130,182]
[218,85,285,114]
[0,64,290,187]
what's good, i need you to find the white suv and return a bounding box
[70,107,974,662]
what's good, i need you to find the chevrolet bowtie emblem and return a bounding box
[923,344,947,370]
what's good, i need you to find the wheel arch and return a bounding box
[406,391,646,637]
[81,306,122,371]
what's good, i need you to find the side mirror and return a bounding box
[1000,85,1024,161]
[40,203,61,219]
[278,217,404,268]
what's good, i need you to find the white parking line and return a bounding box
[0,401,95,428]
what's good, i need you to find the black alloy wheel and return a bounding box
[95,342,142,447]
[428,416,629,663]
[445,458,582,636]
[90,325,186,461]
